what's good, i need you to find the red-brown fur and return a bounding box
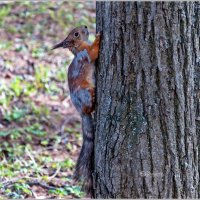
[52,26,100,196]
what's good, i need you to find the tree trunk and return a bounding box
[94,2,199,198]
[193,3,200,198]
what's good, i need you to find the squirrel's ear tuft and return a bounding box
[51,41,63,50]
[63,40,74,48]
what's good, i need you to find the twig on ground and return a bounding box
[26,180,58,190]
[30,189,38,199]
[49,166,61,180]
[1,177,65,191]
[1,178,24,187]
[25,147,37,167]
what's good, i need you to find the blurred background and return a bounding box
[0,1,95,199]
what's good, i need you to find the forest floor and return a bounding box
[0,1,95,199]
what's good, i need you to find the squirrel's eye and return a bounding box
[84,26,87,29]
[74,32,79,37]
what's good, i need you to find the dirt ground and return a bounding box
[0,1,95,199]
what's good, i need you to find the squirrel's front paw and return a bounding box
[96,32,101,38]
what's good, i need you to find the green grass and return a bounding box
[0,1,95,198]
[0,5,11,26]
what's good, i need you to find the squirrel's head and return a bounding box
[52,25,89,53]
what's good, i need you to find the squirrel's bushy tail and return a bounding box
[74,113,94,196]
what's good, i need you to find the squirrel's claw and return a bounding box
[96,32,101,38]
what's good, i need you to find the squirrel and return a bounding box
[52,25,100,196]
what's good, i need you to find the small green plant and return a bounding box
[0,90,12,107]
[30,102,50,116]
[0,41,13,50]
[35,64,50,89]
[60,158,75,169]
[13,183,32,196]
[49,188,68,197]
[48,186,84,198]
[10,77,23,97]
[66,186,84,198]
[0,123,46,143]
[0,5,11,26]
[4,107,27,122]
[55,66,67,82]
[32,47,45,58]
[0,162,15,178]
[23,81,37,96]
[25,123,47,137]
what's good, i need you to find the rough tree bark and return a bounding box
[94,2,199,198]
[194,3,200,197]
